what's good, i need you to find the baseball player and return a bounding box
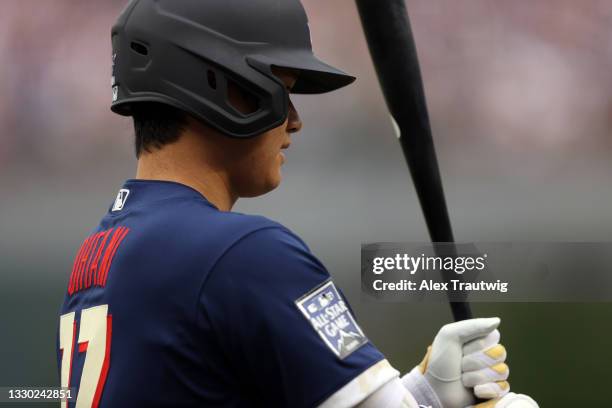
[57,1,539,407]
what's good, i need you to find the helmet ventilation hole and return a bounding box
[130,41,149,56]
[207,70,217,90]
[227,79,259,115]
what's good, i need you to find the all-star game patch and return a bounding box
[295,280,368,359]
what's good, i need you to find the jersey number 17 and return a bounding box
[58,304,112,408]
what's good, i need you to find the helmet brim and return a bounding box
[249,50,356,94]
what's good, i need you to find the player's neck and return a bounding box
[135,142,238,212]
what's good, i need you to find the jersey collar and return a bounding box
[109,179,218,213]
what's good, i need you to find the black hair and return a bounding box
[132,103,188,158]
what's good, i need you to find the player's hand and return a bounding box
[403,317,507,408]
[469,392,539,408]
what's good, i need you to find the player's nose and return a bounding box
[287,99,302,134]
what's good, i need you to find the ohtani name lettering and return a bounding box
[67,226,130,296]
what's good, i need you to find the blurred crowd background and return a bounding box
[1,0,611,406]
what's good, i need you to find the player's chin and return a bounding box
[262,168,283,194]
[264,157,284,191]
[239,169,282,198]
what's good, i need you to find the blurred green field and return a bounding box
[1,263,610,406]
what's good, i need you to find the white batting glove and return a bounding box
[462,328,509,400]
[468,392,539,408]
[402,317,508,408]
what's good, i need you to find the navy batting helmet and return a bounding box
[110,0,355,138]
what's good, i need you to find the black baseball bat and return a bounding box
[355,0,472,321]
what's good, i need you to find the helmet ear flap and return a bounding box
[213,61,287,127]
[112,43,289,137]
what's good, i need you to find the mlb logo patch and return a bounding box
[112,189,130,212]
[296,280,368,359]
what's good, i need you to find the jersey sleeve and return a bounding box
[198,226,390,407]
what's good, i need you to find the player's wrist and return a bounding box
[401,366,443,408]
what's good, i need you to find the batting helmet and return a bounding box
[110,0,355,138]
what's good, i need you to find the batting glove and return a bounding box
[402,317,510,408]
[469,392,539,408]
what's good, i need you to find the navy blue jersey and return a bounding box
[57,180,386,407]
